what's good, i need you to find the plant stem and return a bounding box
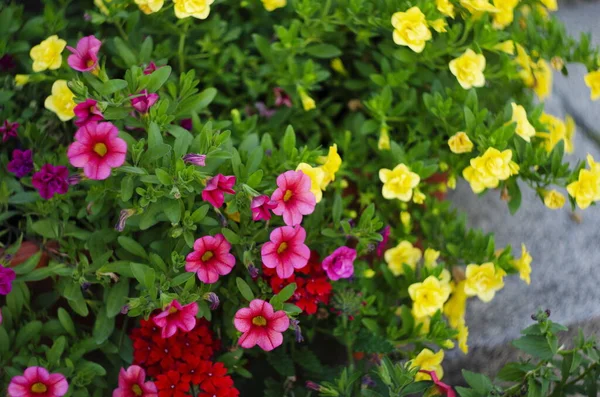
[114,22,129,43]
[178,21,190,74]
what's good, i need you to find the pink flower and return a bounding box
[251,195,277,221]
[233,299,290,351]
[377,225,391,257]
[419,370,456,397]
[185,234,236,284]
[274,87,292,108]
[8,366,68,397]
[261,225,310,279]
[271,170,316,226]
[74,99,104,127]
[67,35,102,72]
[1,120,19,142]
[152,300,198,339]
[201,174,236,208]
[67,121,127,180]
[113,365,157,397]
[182,153,206,167]
[322,246,356,281]
[0,265,16,295]
[131,90,159,113]
[31,164,69,200]
[143,62,159,75]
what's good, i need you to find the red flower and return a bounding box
[196,362,233,394]
[154,371,189,397]
[177,356,209,385]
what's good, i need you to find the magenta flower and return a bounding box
[185,234,236,284]
[7,149,33,178]
[113,365,157,397]
[377,225,391,257]
[143,62,159,75]
[1,120,19,142]
[261,225,310,279]
[67,121,127,180]
[202,174,236,208]
[233,299,290,351]
[67,35,102,72]
[0,265,16,295]
[251,195,277,221]
[32,164,69,200]
[419,370,456,397]
[74,99,104,127]
[271,170,316,226]
[152,300,198,339]
[8,366,68,397]
[274,87,292,108]
[182,153,206,167]
[180,118,193,130]
[131,90,159,113]
[322,246,357,281]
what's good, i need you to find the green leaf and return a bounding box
[236,277,254,301]
[12,252,41,275]
[93,307,115,345]
[98,79,128,96]
[57,308,76,337]
[282,125,296,157]
[512,335,555,360]
[0,326,9,356]
[276,283,296,302]
[113,37,137,66]
[176,88,217,116]
[221,228,241,244]
[118,236,148,259]
[246,147,264,174]
[130,263,155,290]
[148,121,163,148]
[155,168,173,185]
[141,65,171,92]
[171,272,194,287]
[15,321,42,349]
[8,192,39,204]
[305,44,342,58]
[164,199,181,224]
[106,280,129,318]
[31,219,60,238]
[247,170,263,188]
[332,193,342,224]
[456,386,479,397]
[190,205,209,222]
[46,336,66,366]
[462,370,493,394]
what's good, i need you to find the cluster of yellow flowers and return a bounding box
[133,0,286,17]
[461,148,519,194]
[296,145,342,203]
[567,155,600,209]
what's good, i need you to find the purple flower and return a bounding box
[67,35,102,72]
[377,225,391,257]
[74,99,104,127]
[0,120,19,142]
[291,319,304,342]
[31,164,69,200]
[67,174,82,186]
[182,153,206,167]
[131,90,159,113]
[255,102,276,118]
[274,87,292,108]
[180,118,193,131]
[248,264,259,279]
[7,149,33,178]
[251,195,277,221]
[204,292,220,310]
[143,62,159,75]
[322,246,357,281]
[0,265,16,295]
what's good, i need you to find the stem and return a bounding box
[178,21,191,74]
[114,22,129,42]
[343,316,354,371]
[118,316,129,348]
[563,362,598,389]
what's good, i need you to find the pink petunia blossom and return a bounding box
[67,35,102,72]
[113,365,157,397]
[201,174,236,208]
[251,195,277,221]
[271,170,316,226]
[74,99,104,127]
[131,90,159,113]
[0,265,16,295]
[8,366,69,397]
[152,300,198,339]
[419,370,456,397]
[233,299,290,351]
[321,246,356,281]
[185,234,236,284]
[67,121,127,180]
[261,225,310,279]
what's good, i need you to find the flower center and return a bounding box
[168,306,178,314]
[93,142,108,157]
[31,382,47,393]
[252,316,267,326]
[283,189,293,201]
[132,384,143,396]
[202,251,214,261]
[86,58,96,68]
[277,242,288,254]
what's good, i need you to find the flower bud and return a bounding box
[204,292,220,310]
[115,209,135,232]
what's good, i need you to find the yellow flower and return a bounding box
[565,115,575,154]
[364,269,376,278]
[447,175,457,189]
[449,49,486,90]
[226,202,241,223]
[567,169,600,209]
[513,244,532,285]
[460,0,498,16]
[412,189,425,204]
[540,0,557,11]
[424,248,440,268]
[448,132,474,153]
[538,113,568,153]
[584,70,600,100]
[509,161,520,176]
[494,40,515,55]
[551,56,564,71]
[378,126,391,150]
[385,241,422,276]
[492,0,518,29]
[296,163,326,203]
[135,0,164,14]
[262,0,286,11]
[464,262,506,302]
[410,349,444,381]
[44,80,76,121]
[331,58,347,76]
[463,166,489,194]
[379,164,420,201]
[543,190,566,209]
[298,89,316,111]
[409,276,452,318]
[532,59,552,100]
[472,147,514,182]
[457,322,469,354]
[173,0,214,19]
[391,7,432,53]
[400,211,411,228]
[319,144,342,188]
[436,0,455,18]
[444,281,467,328]
[30,35,66,72]
[516,44,534,87]
[430,19,447,33]
[15,74,30,87]
[511,103,536,142]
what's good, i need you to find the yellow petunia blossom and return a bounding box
[44,80,76,121]
[378,126,391,150]
[436,0,455,18]
[449,49,486,90]
[173,0,214,19]
[319,144,342,188]
[584,70,600,100]
[409,276,452,318]
[424,248,440,268]
[540,0,557,11]
[15,74,30,87]
[494,40,515,55]
[492,0,519,30]
[410,349,445,381]
[379,164,420,201]
[448,131,474,153]
[567,168,600,209]
[464,262,506,302]
[444,281,467,328]
[532,59,552,100]
[262,0,286,11]
[391,7,432,53]
[457,322,469,354]
[385,240,422,276]
[513,244,532,285]
[296,163,326,203]
[460,0,498,17]
[464,148,516,193]
[30,35,66,72]
[135,0,164,14]
[430,19,447,33]
[511,103,536,142]
[543,190,566,209]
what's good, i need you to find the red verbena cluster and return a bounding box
[130,318,239,397]
[263,251,333,314]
